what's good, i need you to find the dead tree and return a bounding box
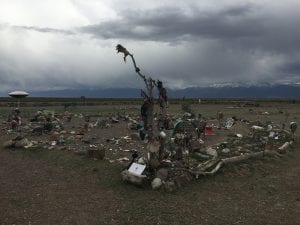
[116,44,155,141]
[189,149,283,178]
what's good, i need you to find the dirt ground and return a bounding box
[0,102,300,225]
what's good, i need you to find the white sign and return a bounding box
[128,163,146,175]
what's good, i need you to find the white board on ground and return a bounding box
[128,163,146,175]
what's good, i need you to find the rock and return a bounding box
[111,117,119,123]
[152,178,162,189]
[24,141,36,149]
[48,133,59,142]
[148,158,160,169]
[206,147,218,157]
[137,157,145,164]
[267,125,273,131]
[130,132,140,140]
[269,131,275,138]
[3,138,30,149]
[156,168,169,181]
[222,148,231,153]
[236,133,243,138]
[121,170,147,187]
[159,131,167,139]
[251,125,264,131]
[50,141,57,146]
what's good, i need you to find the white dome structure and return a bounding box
[9,91,29,98]
[8,90,29,108]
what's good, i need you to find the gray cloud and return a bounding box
[81,4,260,41]
[13,25,75,35]
[0,0,299,94]
[279,61,300,75]
[81,3,300,54]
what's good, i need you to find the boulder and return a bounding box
[151,178,162,189]
[156,168,169,181]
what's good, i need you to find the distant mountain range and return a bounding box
[1,84,300,99]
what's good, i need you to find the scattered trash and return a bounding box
[204,125,215,136]
[225,118,235,129]
[0,99,296,192]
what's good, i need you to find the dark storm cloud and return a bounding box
[81,4,260,40]
[77,2,300,87]
[81,3,300,53]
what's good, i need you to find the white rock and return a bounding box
[137,157,145,164]
[206,147,218,157]
[267,125,273,131]
[236,133,243,138]
[159,131,166,138]
[151,178,162,189]
[269,131,275,138]
[251,125,264,131]
[222,148,230,153]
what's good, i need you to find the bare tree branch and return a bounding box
[116,44,155,141]
[116,44,147,83]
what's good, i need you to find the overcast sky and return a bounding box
[0,0,300,93]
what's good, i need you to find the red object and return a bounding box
[204,125,215,136]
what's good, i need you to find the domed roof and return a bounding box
[9,91,29,98]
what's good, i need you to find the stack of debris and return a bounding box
[1,106,297,192]
[121,114,297,191]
